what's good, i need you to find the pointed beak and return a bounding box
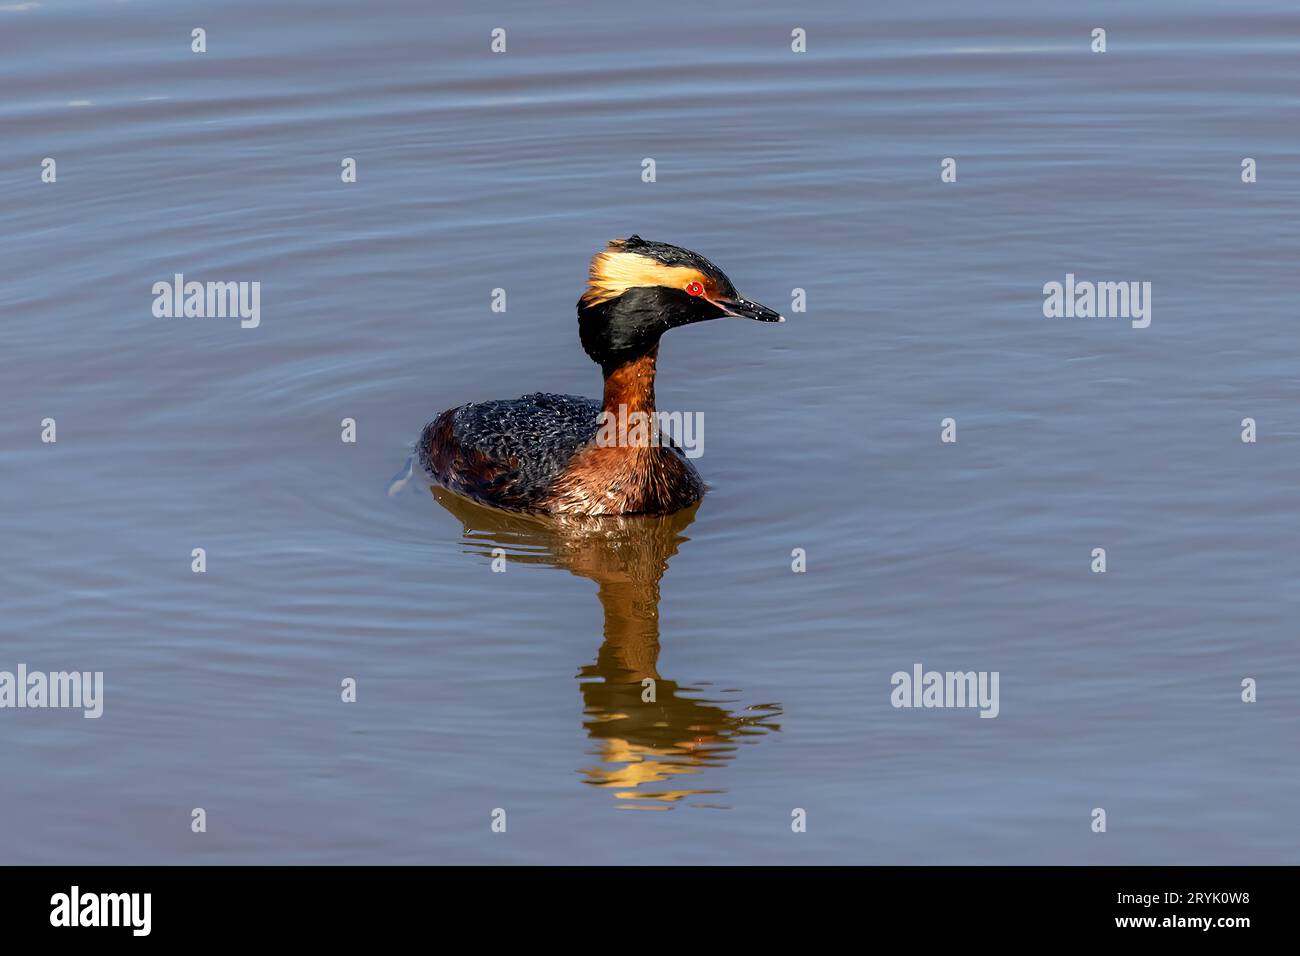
[716,295,785,323]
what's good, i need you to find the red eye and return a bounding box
[685,281,704,297]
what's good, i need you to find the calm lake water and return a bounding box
[1,0,1297,864]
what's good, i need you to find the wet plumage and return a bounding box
[420,393,602,512]
[420,391,706,516]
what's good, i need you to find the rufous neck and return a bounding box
[601,349,658,415]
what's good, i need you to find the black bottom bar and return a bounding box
[0,865,1279,940]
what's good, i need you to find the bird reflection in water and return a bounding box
[428,487,782,810]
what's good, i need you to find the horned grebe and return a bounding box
[420,236,783,516]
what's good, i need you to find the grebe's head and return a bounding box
[577,235,783,374]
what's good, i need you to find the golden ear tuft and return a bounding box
[581,247,707,307]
